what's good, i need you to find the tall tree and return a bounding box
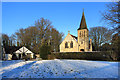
[35,18,53,44]
[15,18,64,55]
[15,28,25,46]
[25,26,39,53]
[89,26,113,51]
[111,33,119,53]
[101,2,119,60]
[9,34,16,46]
[50,28,64,52]
[111,33,120,60]
[2,34,9,46]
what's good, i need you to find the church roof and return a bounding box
[70,34,77,40]
[78,9,88,30]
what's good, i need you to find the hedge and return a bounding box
[50,51,118,61]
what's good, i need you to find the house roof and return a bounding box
[14,46,33,54]
[4,46,34,54]
[4,46,21,54]
[78,9,88,30]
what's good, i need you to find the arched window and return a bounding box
[87,32,88,37]
[82,31,83,37]
[70,41,73,48]
[65,42,68,48]
[80,32,81,37]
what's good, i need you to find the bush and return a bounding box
[39,44,51,59]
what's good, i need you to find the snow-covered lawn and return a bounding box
[1,59,119,78]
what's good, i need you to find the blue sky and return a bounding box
[2,2,110,37]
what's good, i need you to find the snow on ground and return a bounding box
[1,59,119,78]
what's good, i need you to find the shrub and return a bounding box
[39,44,51,59]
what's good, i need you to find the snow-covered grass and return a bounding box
[1,59,119,78]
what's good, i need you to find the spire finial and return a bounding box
[83,8,84,15]
[68,31,70,33]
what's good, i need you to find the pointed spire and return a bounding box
[78,9,88,30]
[83,8,84,15]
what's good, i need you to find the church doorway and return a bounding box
[80,49,84,51]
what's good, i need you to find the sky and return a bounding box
[2,2,111,37]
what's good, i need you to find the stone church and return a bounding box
[60,10,92,52]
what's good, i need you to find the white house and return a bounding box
[14,46,34,59]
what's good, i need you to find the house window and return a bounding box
[70,41,73,48]
[65,42,68,48]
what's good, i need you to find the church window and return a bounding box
[81,41,83,44]
[87,33,88,37]
[82,31,83,37]
[70,41,73,48]
[65,42,68,48]
[84,31,85,37]
[80,32,81,37]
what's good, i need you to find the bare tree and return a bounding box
[15,28,25,46]
[15,18,64,54]
[101,2,120,32]
[9,34,16,46]
[89,26,113,51]
[2,34,9,46]
[50,28,64,52]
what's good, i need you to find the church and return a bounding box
[60,10,92,52]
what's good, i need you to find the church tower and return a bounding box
[77,9,89,51]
